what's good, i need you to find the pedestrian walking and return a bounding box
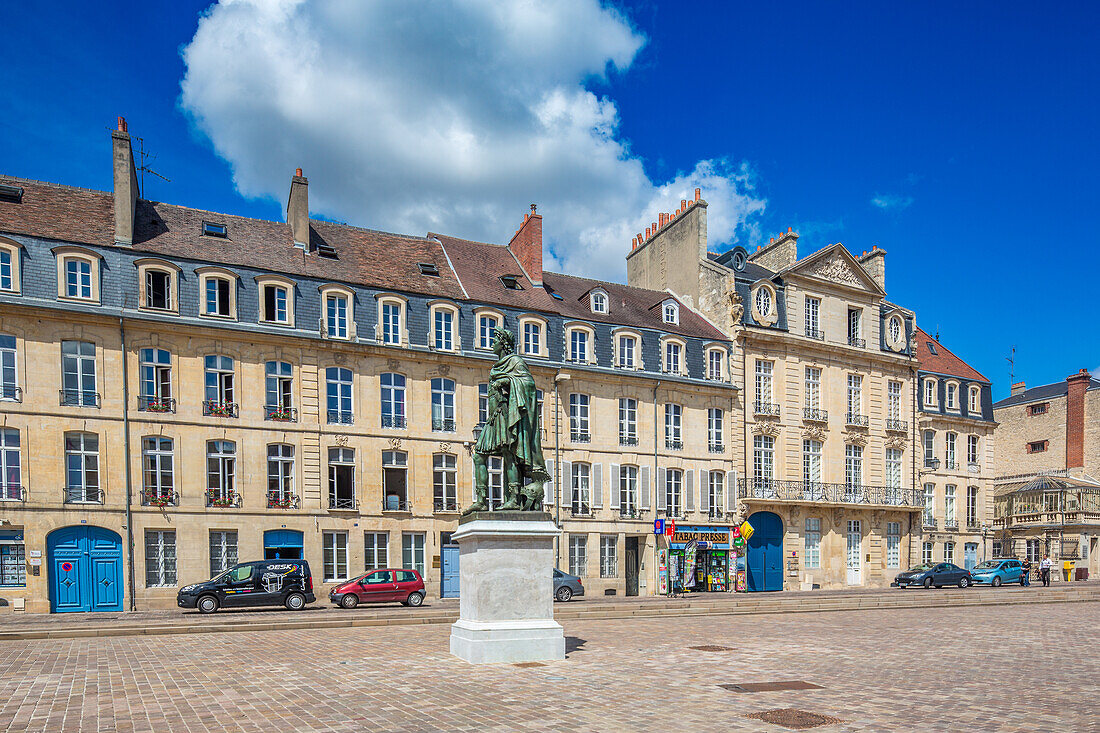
[1021,557,1032,586]
[1040,554,1052,587]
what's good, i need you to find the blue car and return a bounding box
[970,558,1025,586]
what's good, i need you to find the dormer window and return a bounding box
[590,291,608,314]
[0,184,23,204]
[755,289,771,318]
[65,258,93,300]
[54,247,101,304]
[500,275,523,290]
[418,263,439,277]
[0,238,21,294]
[202,221,228,238]
[206,277,231,316]
[924,378,937,407]
[321,285,356,340]
[663,301,679,325]
[969,386,980,413]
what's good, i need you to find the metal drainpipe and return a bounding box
[119,317,136,612]
[554,369,561,568]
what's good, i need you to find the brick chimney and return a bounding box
[749,228,799,271]
[111,117,137,246]
[508,204,543,286]
[859,246,887,291]
[1066,369,1090,470]
[287,168,309,248]
[1011,381,1026,396]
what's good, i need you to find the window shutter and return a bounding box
[560,461,572,507]
[543,460,554,506]
[656,467,666,510]
[592,463,603,508]
[726,469,738,512]
[699,470,709,512]
[639,466,651,510]
[610,465,620,510]
[685,469,694,512]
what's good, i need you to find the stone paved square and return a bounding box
[0,601,1097,731]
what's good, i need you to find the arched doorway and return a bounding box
[746,511,784,591]
[47,526,124,613]
[264,529,303,560]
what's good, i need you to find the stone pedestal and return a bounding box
[449,512,565,664]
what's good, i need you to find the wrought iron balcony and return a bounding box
[138,396,176,413]
[923,518,938,530]
[329,495,358,510]
[803,407,828,423]
[618,508,641,519]
[944,519,959,530]
[60,389,100,408]
[381,414,407,429]
[805,328,825,341]
[434,498,459,512]
[432,418,456,432]
[383,497,411,512]
[0,484,25,501]
[665,437,683,451]
[64,486,104,504]
[142,488,177,507]
[846,413,869,427]
[205,489,241,508]
[737,478,922,507]
[571,431,591,444]
[848,336,866,348]
[709,442,726,454]
[267,492,299,509]
[754,401,781,417]
[708,509,725,520]
[0,385,23,402]
[265,405,298,422]
[202,400,238,418]
[619,435,639,447]
[327,410,354,425]
[886,419,908,432]
[571,505,592,517]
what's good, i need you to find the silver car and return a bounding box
[553,568,584,602]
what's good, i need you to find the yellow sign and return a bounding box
[739,520,754,541]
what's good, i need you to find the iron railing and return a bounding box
[618,507,642,519]
[754,401,781,417]
[383,497,411,512]
[571,505,592,517]
[381,415,407,429]
[267,492,299,509]
[806,328,825,341]
[571,431,591,443]
[709,443,725,454]
[138,396,176,413]
[265,405,298,422]
[142,488,177,507]
[737,478,922,507]
[846,413,869,427]
[619,435,639,447]
[205,489,241,508]
[202,400,238,418]
[923,518,938,530]
[944,519,959,530]
[60,390,100,408]
[803,407,828,422]
[886,419,908,432]
[329,495,358,510]
[0,385,23,402]
[848,336,866,348]
[434,498,459,512]
[327,410,354,425]
[666,438,683,450]
[0,484,25,501]
[64,486,104,504]
[432,418,456,432]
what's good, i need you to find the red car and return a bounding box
[329,569,425,608]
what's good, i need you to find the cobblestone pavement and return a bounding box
[0,601,1096,732]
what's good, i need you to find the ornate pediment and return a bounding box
[786,244,885,295]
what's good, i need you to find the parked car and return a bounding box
[893,562,973,589]
[329,569,425,608]
[178,560,315,613]
[553,568,584,602]
[970,558,1025,586]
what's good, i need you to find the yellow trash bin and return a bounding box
[1062,560,1075,582]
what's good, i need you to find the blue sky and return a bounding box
[1,1,1096,396]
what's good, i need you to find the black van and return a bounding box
[177,560,315,613]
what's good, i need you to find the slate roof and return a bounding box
[993,376,1100,409]
[913,326,989,382]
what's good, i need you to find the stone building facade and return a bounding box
[0,122,737,612]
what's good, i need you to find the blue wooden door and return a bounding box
[264,529,304,560]
[441,545,459,598]
[47,526,124,613]
[746,512,784,592]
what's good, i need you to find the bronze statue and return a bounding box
[464,329,549,514]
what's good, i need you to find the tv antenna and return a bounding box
[1006,345,1016,384]
[133,135,170,199]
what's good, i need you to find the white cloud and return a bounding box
[1091,366,1100,379]
[179,0,765,281]
[871,194,913,211]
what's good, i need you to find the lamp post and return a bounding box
[553,371,571,568]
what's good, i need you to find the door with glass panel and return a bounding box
[846,520,862,585]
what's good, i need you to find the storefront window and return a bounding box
[0,531,25,586]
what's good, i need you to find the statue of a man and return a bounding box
[465,329,548,513]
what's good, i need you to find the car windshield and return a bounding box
[973,561,1000,570]
[907,564,933,572]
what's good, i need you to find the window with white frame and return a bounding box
[944,541,955,563]
[753,435,774,484]
[945,432,957,469]
[847,307,862,343]
[209,530,238,577]
[708,471,724,514]
[805,366,821,410]
[969,386,980,414]
[381,373,406,428]
[325,291,350,339]
[967,486,979,528]
[326,366,353,424]
[265,361,294,417]
[323,531,349,581]
[805,296,820,337]
[571,462,591,515]
[569,535,587,576]
[203,355,235,415]
[924,378,936,407]
[0,241,19,294]
[967,435,980,465]
[0,429,20,501]
[364,532,389,570]
[664,403,682,449]
[844,444,863,498]
[1026,539,1042,564]
[328,447,356,509]
[886,448,902,496]
[888,315,902,345]
[206,440,236,505]
[665,469,682,517]
[569,327,590,363]
[923,483,935,526]
[755,360,774,407]
[64,432,100,503]
[706,348,724,380]
[267,443,295,507]
[569,393,590,442]
[803,439,822,489]
[477,312,500,350]
[432,306,456,350]
[618,398,637,445]
[754,287,772,318]
[402,533,426,575]
[946,382,958,410]
[260,282,289,324]
[590,291,608,314]
[487,456,504,510]
[382,450,408,510]
[924,430,935,465]
[202,274,233,317]
[619,465,638,515]
[0,334,17,401]
[139,348,172,411]
[804,518,821,568]
[142,436,175,505]
[380,299,403,345]
[663,301,679,325]
[143,267,174,311]
[63,256,94,300]
[521,319,543,356]
[145,530,176,587]
[433,453,457,511]
[61,340,97,407]
[887,522,901,568]
[847,374,863,421]
[888,381,902,421]
[617,333,637,369]
[600,535,617,578]
[663,339,682,374]
[922,541,934,565]
[945,485,957,526]
[431,377,455,432]
[708,408,724,450]
[478,383,489,424]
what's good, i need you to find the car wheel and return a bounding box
[992,576,1002,587]
[556,586,573,602]
[197,595,219,614]
[959,577,970,588]
[923,578,932,589]
[405,591,424,607]
[285,592,306,611]
[340,594,359,609]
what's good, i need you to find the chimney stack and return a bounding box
[859,246,887,292]
[111,116,138,246]
[508,204,543,285]
[1066,369,1091,471]
[1010,381,1026,396]
[287,168,309,248]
